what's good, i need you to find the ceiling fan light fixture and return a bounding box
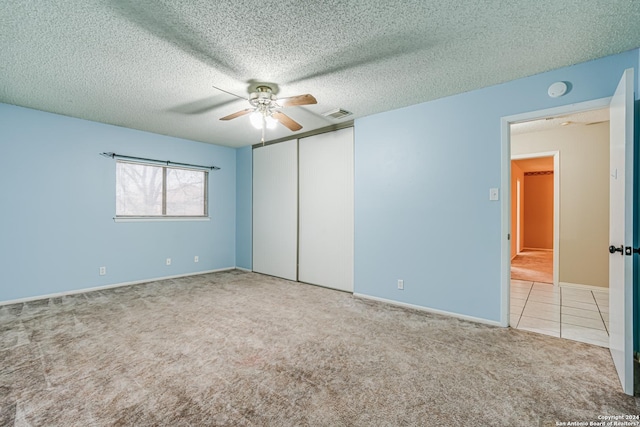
[265,115,278,129]
[218,83,314,134]
[249,111,263,129]
[249,85,277,108]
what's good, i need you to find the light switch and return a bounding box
[489,188,499,201]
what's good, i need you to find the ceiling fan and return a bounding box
[218,85,317,134]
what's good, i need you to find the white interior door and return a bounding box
[252,140,298,281]
[608,68,634,395]
[299,128,354,292]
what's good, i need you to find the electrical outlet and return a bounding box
[99,266,106,276]
[166,258,171,266]
[397,279,404,290]
[194,256,199,263]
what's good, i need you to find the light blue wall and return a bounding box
[354,49,639,323]
[235,145,252,269]
[0,104,236,303]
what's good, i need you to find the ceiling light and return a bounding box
[249,111,263,129]
[265,115,278,129]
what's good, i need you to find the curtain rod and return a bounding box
[100,152,221,170]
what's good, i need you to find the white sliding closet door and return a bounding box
[253,140,298,281]
[299,128,354,292]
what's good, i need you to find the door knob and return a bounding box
[609,245,624,254]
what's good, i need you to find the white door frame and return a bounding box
[516,179,521,253]
[500,97,611,327]
[511,151,560,287]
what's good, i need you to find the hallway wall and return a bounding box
[523,172,554,250]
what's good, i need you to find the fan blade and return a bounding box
[272,112,303,131]
[212,85,247,100]
[277,94,317,107]
[220,108,254,121]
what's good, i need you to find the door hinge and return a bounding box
[507,234,511,240]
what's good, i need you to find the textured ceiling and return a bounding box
[511,107,609,135]
[1,1,639,148]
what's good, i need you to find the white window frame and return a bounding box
[114,160,209,222]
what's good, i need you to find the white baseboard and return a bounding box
[353,293,502,327]
[0,267,236,306]
[235,267,252,272]
[559,282,608,293]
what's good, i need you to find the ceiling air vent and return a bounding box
[322,108,352,119]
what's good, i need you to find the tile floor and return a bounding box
[510,280,610,347]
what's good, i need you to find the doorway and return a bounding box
[501,70,635,396]
[501,101,612,348]
[510,154,557,285]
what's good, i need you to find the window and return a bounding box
[116,161,208,218]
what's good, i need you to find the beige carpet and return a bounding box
[1,270,636,426]
[511,249,553,283]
